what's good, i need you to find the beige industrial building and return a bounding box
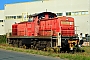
[0,0,90,36]
[0,10,5,35]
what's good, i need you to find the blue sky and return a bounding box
[0,0,34,10]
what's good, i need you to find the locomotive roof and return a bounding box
[31,12,57,17]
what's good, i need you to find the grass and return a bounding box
[0,44,90,60]
[0,35,6,44]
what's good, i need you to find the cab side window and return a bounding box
[38,14,45,19]
[49,14,54,18]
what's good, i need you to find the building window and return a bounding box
[7,16,9,19]
[12,16,16,19]
[71,11,89,16]
[85,11,89,14]
[5,16,17,19]
[74,12,79,15]
[71,12,79,16]
[10,16,16,19]
[78,11,82,15]
[66,12,71,16]
[57,13,62,16]
[81,11,89,15]
[0,20,3,22]
[71,12,75,15]
[5,16,8,19]
[5,16,11,19]
[17,16,22,19]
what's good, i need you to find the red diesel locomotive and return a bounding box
[7,12,79,52]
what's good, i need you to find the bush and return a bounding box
[53,47,60,53]
[0,35,6,44]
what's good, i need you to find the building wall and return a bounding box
[0,10,5,35]
[4,0,90,35]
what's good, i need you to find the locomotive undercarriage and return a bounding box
[7,37,56,50]
[7,36,79,53]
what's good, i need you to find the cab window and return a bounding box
[38,14,45,19]
[49,14,55,18]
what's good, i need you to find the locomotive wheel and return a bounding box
[23,45,26,49]
[46,41,51,47]
[7,38,10,44]
[31,45,34,49]
[9,40,13,46]
[13,40,15,47]
[35,44,39,50]
[18,40,22,48]
[14,40,18,47]
[34,46,37,50]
